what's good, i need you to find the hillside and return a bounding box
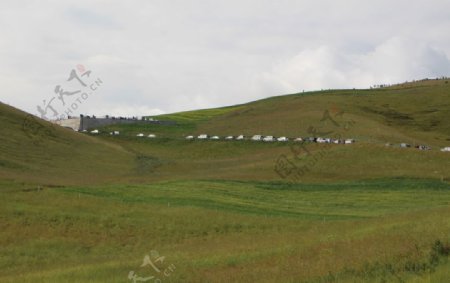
[158,79,450,146]
[0,103,137,186]
[1,82,450,283]
[2,80,449,186]
[92,80,450,183]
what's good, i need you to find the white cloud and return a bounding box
[0,0,450,117]
[261,37,450,93]
[87,105,165,118]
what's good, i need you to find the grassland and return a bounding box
[0,80,449,282]
[1,179,449,282]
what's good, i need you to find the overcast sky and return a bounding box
[1,0,450,119]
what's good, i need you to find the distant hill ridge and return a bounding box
[1,78,449,185]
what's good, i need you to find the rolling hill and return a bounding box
[91,79,450,183]
[157,79,450,146]
[1,80,449,186]
[1,80,450,282]
[0,103,138,186]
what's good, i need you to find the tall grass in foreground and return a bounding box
[0,178,449,282]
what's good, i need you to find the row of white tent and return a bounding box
[136,133,156,138]
[185,134,355,144]
[88,130,157,138]
[86,130,450,151]
[394,143,450,152]
[87,129,119,135]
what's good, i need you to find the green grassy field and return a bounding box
[0,80,449,282]
[1,179,449,282]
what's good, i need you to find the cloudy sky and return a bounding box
[1,0,450,119]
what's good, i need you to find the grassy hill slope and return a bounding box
[1,81,450,282]
[159,79,450,147]
[91,80,450,183]
[0,103,138,186]
[2,80,450,186]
